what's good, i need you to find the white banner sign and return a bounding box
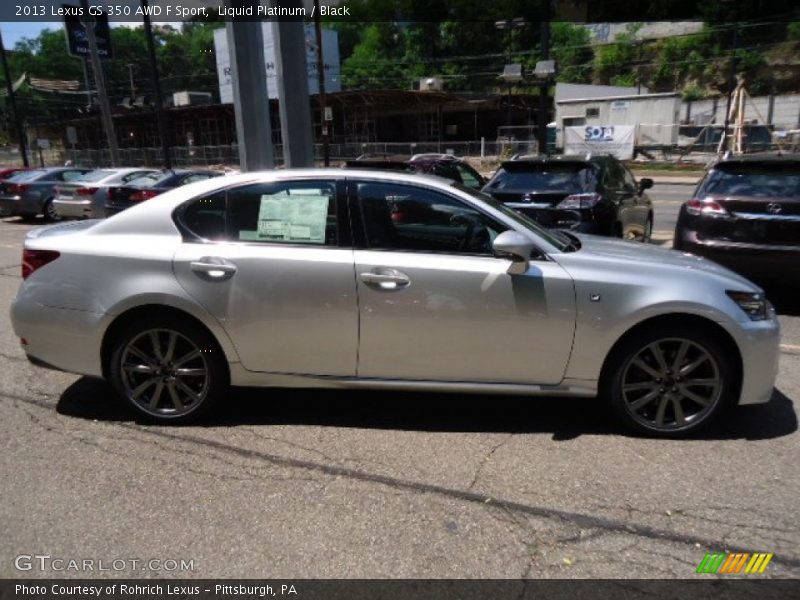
[564,125,636,159]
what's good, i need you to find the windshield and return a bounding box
[76,169,116,183]
[702,164,800,198]
[486,164,595,194]
[452,183,570,251]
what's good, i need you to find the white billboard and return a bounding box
[214,25,341,103]
[564,125,636,160]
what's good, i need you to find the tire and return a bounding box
[108,316,228,423]
[42,198,61,223]
[602,324,735,437]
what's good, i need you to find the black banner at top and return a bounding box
[0,0,797,23]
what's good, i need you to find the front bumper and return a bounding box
[721,313,781,405]
[53,198,92,219]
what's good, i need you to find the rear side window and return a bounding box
[61,170,89,182]
[486,164,595,194]
[456,164,482,189]
[699,164,800,198]
[180,180,338,246]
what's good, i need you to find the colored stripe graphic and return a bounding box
[697,552,773,574]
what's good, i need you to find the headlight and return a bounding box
[726,290,769,321]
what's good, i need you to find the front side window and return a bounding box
[357,181,506,255]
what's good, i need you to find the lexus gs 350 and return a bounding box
[10,170,780,436]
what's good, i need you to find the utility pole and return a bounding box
[0,28,28,166]
[79,0,119,166]
[721,25,739,155]
[127,63,136,100]
[537,2,551,155]
[141,0,172,168]
[313,0,329,166]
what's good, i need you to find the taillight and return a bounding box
[74,187,99,196]
[129,190,158,202]
[556,193,602,209]
[22,249,60,280]
[686,198,729,216]
[7,183,29,194]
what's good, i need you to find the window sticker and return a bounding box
[255,193,330,243]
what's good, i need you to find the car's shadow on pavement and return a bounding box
[57,377,798,442]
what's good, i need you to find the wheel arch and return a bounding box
[598,313,743,397]
[100,304,234,380]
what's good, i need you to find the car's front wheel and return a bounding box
[109,317,228,423]
[603,325,735,436]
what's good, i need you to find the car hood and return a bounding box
[562,233,759,290]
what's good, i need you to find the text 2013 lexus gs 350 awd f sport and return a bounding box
[11,170,780,436]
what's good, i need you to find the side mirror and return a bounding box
[493,230,535,275]
[639,177,654,191]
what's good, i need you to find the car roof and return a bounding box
[501,155,595,170]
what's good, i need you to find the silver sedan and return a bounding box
[52,167,158,219]
[10,170,780,436]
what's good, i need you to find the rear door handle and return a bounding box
[360,268,410,290]
[190,257,237,281]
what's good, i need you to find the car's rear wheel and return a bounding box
[603,325,734,436]
[42,198,61,222]
[109,317,227,423]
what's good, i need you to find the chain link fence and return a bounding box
[1,140,541,170]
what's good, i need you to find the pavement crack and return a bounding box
[467,433,513,492]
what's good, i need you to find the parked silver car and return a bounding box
[10,170,780,436]
[0,167,93,221]
[53,168,158,220]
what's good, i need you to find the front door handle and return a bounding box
[190,257,237,282]
[360,268,410,290]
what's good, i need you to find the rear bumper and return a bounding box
[53,198,92,219]
[11,297,105,378]
[508,205,615,234]
[676,229,800,284]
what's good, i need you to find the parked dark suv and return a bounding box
[482,155,654,241]
[674,154,800,286]
[345,154,486,189]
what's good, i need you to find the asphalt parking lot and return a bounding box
[1,185,798,579]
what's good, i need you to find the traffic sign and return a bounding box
[63,4,113,59]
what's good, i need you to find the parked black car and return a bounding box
[105,169,224,217]
[345,154,486,189]
[674,154,800,286]
[482,155,654,241]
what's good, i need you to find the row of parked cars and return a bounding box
[0,166,224,222]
